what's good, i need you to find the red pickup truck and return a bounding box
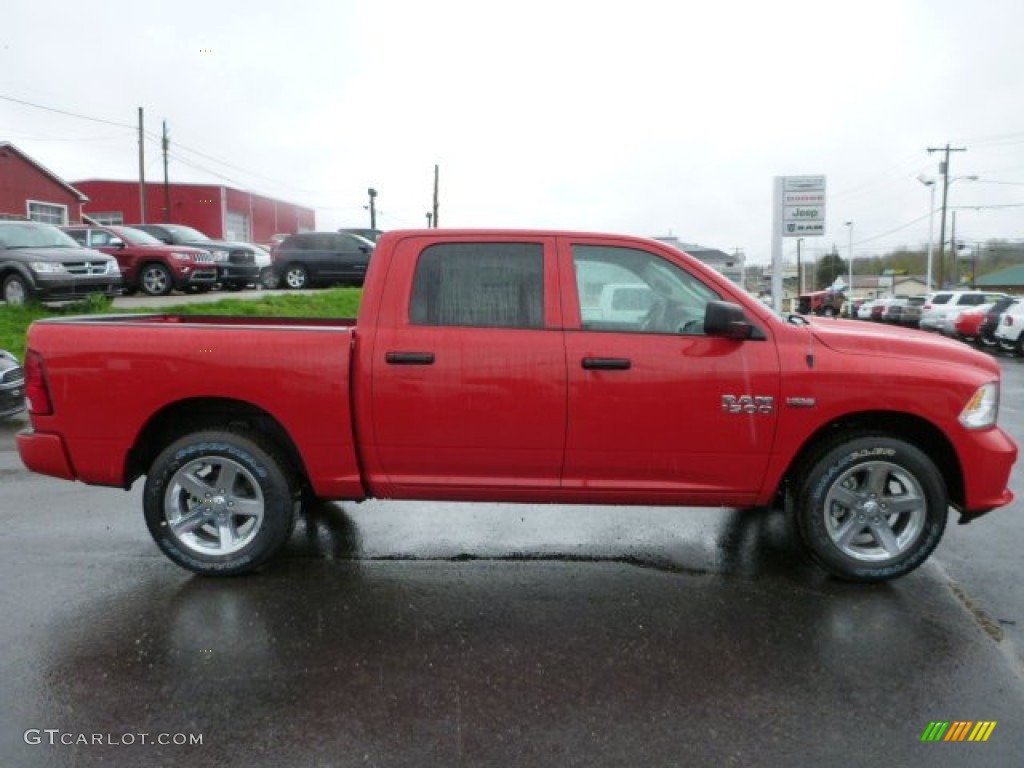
[16,230,1017,582]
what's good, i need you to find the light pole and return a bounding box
[917,175,936,290]
[845,221,854,302]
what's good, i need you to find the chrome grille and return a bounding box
[228,249,255,265]
[63,261,111,275]
[1,367,24,385]
[193,253,215,263]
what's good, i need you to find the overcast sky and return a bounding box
[2,0,1022,264]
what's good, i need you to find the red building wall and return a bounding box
[74,180,315,243]
[0,145,86,222]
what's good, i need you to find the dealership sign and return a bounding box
[780,175,826,237]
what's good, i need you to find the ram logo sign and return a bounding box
[721,395,775,415]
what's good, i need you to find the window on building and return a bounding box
[27,201,69,226]
[410,243,544,329]
[225,212,251,242]
[90,212,124,225]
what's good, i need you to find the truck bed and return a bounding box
[20,313,365,499]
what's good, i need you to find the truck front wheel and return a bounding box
[793,435,948,582]
[143,430,296,576]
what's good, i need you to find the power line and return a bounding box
[0,93,135,130]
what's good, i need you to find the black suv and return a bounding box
[0,221,122,305]
[129,224,264,290]
[270,232,374,289]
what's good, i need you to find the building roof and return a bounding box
[974,265,1024,288]
[0,142,89,202]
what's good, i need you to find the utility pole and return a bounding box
[432,164,439,228]
[796,238,803,294]
[137,107,147,224]
[927,143,967,288]
[162,120,171,223]
[367,188,377,229]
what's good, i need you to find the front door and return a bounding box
[559,238,781,504]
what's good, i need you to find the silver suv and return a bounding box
[919,290,1007,333]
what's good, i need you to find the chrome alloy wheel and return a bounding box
[822,460,927,563]
[163,456,265,556]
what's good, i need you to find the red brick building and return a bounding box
[73,179,316,245]
[0,142,89,224]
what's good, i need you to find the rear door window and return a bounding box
[410,242,544,329]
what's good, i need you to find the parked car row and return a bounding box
[852,296,925,328]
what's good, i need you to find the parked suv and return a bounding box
[0,221,121,305]
[270,231,375,289]
[63,225,218,296]
[919,290,1008,332]
[128,224,264,290]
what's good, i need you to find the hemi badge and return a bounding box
[786,397,817,408]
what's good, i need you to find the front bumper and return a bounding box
[33,274,122,301]
[216,264,260,286]
[959,425,1017,517]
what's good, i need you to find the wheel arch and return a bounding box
[125,397,310,491]
[780,410,963,508]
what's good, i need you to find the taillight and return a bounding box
[24,351,53,415]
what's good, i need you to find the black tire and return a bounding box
[2,273,32,305]
[260,267,280,290]
[282,264,309,290]
[139,262,174,296]
[143,429,296,576]
[792,434,948,582]
[997,338,1016,354]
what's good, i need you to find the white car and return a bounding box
[994,300,1024,355]
[919,290,1007,332]
[856,299,879,320]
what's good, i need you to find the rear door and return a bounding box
[366,236,567,495]
[559,236,781,503]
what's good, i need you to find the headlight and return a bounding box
[29,262,68,273]
[959,382,999,429]
[105,261,120,275]
[172,252,192,261]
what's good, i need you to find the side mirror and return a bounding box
[110,238,125,249]
[704,300,763,340]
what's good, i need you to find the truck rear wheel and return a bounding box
[792,435,948,582]
[143,429,296,576]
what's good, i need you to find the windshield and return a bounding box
[0,223,79,249]
[161,224,210,242]
[112,226,165,245]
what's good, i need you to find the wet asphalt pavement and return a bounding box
[1,356,1024,767]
